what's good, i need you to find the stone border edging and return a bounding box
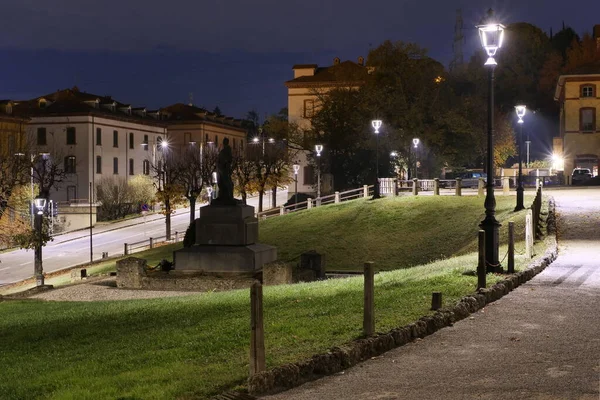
[247,198,558,396]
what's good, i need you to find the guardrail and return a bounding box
[124,231,184,256]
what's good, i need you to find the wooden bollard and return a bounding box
[431,292,442,310]
[478,178,485,196]
[434,178,440,196]
[477,230,486,289]
[250,282,265,375]
[508,222,515,274]
[412,178,419,196]
[149,237,154,249]
[363,261,375,336]
[455,178,462,196]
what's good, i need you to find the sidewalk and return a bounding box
[263,190,600,399]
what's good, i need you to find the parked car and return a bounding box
[572,168,592,185]
[458,171,487,188]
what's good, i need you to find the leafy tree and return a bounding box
[151,150,185,240]
[128,175,155,211]
[213,106,223,116]
[96,177,133,220]
[232,146,257,204]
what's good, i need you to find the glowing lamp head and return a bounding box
[412,138,420,148]
[315,144,323,157]
[160,140,169,150]
[252,137,260,143]
[293,164,300,175]
[371,120,382,134]
[268,138,275,143]
[34,198,47,215]
[390,151,398,157]
[515,105,526,124]
[477,16,505,66]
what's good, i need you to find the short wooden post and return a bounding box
[334,191,340,203]
[508,221,515,274]
[394,179,399,196]
[478,178,485,196]
[124,243,129,256]
[455,178,462,196]
[525,209,533,258]
[477,230,486,289]
[149,237,154,249]
[431,292,442,310]
[250,282,266,375]
[434,178,440,195]
[412,178,419,196]
[307,198,312,210]
[363,185,369,198]
[363,261,375,336]
[175,231,179,242]
[280,206,284,216]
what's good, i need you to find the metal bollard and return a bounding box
[477,230,486,289]
[363,261,375,336]
[412,178,419,196]
[124,243,129,256]
[508,221,515,274]
[431,292,442,310]
[434,178,440,195]
[149,237,154,249]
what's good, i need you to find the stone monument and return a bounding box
[174,138,277,276]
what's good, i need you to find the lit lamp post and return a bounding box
[371,120,382,199]
[514,105,526,211]
[412,138,420,179]
[293,164,300,210]
[477,10,505,273]
[33,197,47,286]
[315,144,323,201]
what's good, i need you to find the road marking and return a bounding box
[19,262,30,266]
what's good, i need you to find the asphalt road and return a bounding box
[0,189,290,286]
[263,187,600,400]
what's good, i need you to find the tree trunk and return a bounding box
[189,197,196,225]
[242,191,247,205]
[272,187,277,207]
[165,198,171,240]
[258,190,264,212]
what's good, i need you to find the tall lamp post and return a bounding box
[412,138,420,179]
[315,144,323,202]
[514,105,526,211]
[293,164,300,210]
[371,120,382,198]
[477,10,505,273]
[33,197,47,286]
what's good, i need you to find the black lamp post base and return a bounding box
[514,186,525,211]
[479,217,502,273]
[371,181,381,200]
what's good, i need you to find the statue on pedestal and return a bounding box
[213,138,237,205]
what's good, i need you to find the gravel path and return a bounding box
[28,277,201,301]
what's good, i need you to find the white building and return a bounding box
[12,87,167,203]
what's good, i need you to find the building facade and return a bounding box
[554,70,600,181]
[11,87,167,203]
[285,57,369,196]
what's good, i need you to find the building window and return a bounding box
[143,134,149,150]
[64,156,76,174]
[66,127,76,145]
[37,127,47,146]
[143,160,150,175]
[96,128,102,145]
[303,165,315,185]
[113,157,119,174]
[580,108,596,132]
[303,99,315,118]
[581,85,596,98]
[129,132,134,149]
[129,158,134,175]
[96,156,102,174]
[113,130,119,147]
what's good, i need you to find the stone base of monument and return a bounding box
[116,203,277,291]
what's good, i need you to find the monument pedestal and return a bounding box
[173,203,276,274]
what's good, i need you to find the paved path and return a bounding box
[263,189,600,399]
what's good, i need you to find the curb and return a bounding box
[246,198,558,397]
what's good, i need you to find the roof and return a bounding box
[9,87,166,126]
[554,63,600,100]
[292,64,318,69]
[285,60,369,87]
[160,103,245,130]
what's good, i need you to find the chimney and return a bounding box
[333,57,340,65]
[357,56,364,66]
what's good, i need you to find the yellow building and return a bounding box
[0,103,28,155]
[160,103,247,152]
[285,57,369,194]
[554,68,600,181]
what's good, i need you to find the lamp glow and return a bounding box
[477,22,505,66]
[293,164,300,175]
[515,105,526,124]
[371,120,382,134]
[252,137,260,143]
[390,151,398,157]
[34,198,47,215]
[412,138,420,148]
[315,144,323,157]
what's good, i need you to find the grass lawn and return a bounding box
[0,194,548,399]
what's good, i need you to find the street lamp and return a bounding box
[477,9,505,273]
[371,120,382,199]
[412,138,420,179]
[315,144,323,201]
[293,164,300,210]
[514,105,526,211]
[33,197,47,286]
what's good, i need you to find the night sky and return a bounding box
[1,0,599,120]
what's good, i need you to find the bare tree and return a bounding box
[232,146,257,204]
[151,149,184,240]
